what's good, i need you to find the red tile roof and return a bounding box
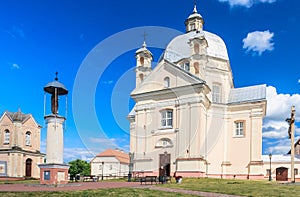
[96,149,129,164]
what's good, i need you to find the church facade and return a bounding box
[0,110,44,179]
[128,5,266,179]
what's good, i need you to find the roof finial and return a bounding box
[55,71,58,81]
[142,31,148,48]
[193,0,198,13]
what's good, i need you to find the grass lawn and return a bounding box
[159,178,300,197]
[0,188,196,197]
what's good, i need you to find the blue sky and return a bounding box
[1,0,299,162]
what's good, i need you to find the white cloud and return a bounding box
[12,63,20,69]
[243,30,274,55]
[218,0,276,8]
[64,147,95,162]
[263,86,300,154]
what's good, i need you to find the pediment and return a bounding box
[131,60,205,96]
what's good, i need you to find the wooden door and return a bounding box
[276,167,288,181]
[25,158,32,177]
[159,153,170,176]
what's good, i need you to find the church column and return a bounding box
[248,108,264,178]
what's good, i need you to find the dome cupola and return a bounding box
[185,5,204,33]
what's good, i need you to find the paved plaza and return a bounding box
[0,181,243,197]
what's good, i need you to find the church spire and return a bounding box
[185,1,204,33]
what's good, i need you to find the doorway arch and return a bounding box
[25,158,32,177]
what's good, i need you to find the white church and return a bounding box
[127,5,267,179]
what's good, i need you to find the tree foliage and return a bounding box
[68,159,91,177]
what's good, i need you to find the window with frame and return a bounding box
[4,130,10,144]
[161,110,173,128]
[25,131,31,146]
[212,84,221,103]
[235,121,244,137]
[266,169,271,176]
[181,62,190,71]
[164,77,170,88]
[295,168,298,175]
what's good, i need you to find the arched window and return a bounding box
[194,62,199,74]
[164,77,170,88]
[25,131,31,146]
[194,43,200,54]
[161,110,173,128]
[4,130,10,144]
[140,57,144,65]
[139,73,144,82]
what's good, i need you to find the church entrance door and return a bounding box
[159,153,170,177]
[25,158,32,177]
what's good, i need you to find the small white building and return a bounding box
[90,149,129,178]
[262,154,300,181]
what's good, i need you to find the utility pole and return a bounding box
[286,106,295,183]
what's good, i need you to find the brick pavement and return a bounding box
[0,182,243,197]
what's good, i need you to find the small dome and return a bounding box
[163,31,229,63]
[187,5,202,20]
[135,41,153,56]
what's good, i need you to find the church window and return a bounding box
[161,110,173,128]
[190,23,195,30]
[4,130,10,144]
[235,121,244,137]
[181,62,190,71]
[212,84,221,103]
[194,62,199,74]
[194,43,200,54]
[164,77,170,88]
[295,168,298,175]
[140,57,144,65]
[139,74,144,82]
[25,131,31,146]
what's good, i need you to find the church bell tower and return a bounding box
[135,41,153,87]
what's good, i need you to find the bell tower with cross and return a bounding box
[39,72,69,185]
[135,32,153,87]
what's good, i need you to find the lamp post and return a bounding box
[269,153,272,181]
[101,161,104,181]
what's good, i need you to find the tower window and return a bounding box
[4,130,10,144]
[194,62,199,74]
[190,23,195,31]
[164,77,170,88]
[140,57,144,65]
[25,131,31,146]
[161,110,173,128]
[139,74,144,82]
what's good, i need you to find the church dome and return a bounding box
[163,30,229,63]
[163,4,229,63]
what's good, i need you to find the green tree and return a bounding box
[68,159,91,178]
